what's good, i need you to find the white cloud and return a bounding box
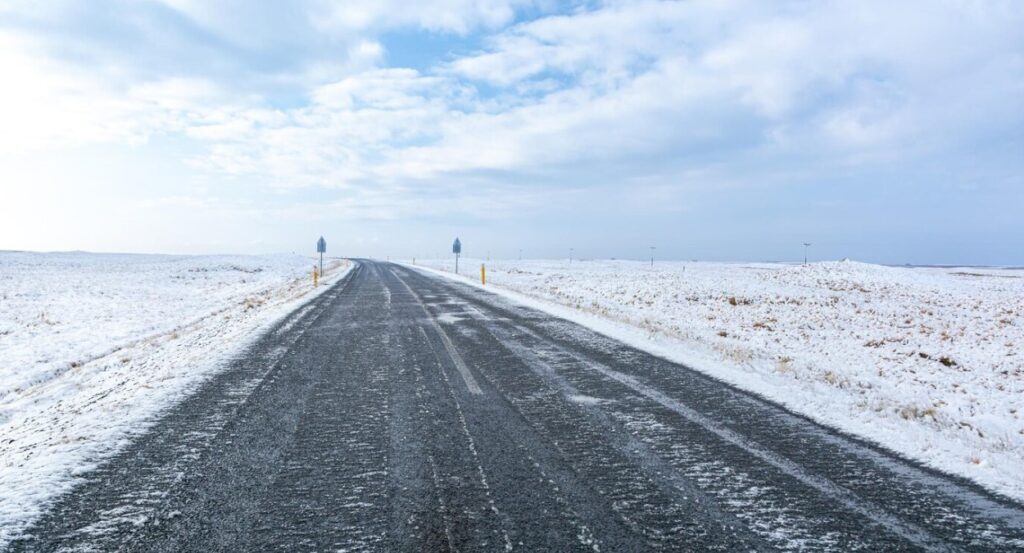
[146,1,1020,196]
[310,0,529,34]
[0,32,142,150]
[2,0,1022,236]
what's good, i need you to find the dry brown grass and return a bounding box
[242,296,266,310]
[899,405,938,420]
[822,370,843,386]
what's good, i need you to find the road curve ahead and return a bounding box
[9,260,1024,552]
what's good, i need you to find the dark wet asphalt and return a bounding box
[8,260,1024,552]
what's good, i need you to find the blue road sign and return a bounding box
[316,236,326,276]
[453,237,462,274]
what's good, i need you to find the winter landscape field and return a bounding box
[2,254,1022,550]
[0,252,350,544]
[414,258,1024,502]
[4,0,1023,548]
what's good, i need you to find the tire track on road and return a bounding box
[395,263,1024,552]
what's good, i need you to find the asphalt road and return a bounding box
[9,260,1024,552]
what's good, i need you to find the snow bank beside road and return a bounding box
[0,252,350,545]
[412,258,1024,502]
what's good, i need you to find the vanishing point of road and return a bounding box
[9,260,1024,552]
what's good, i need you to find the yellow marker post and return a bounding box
[481,264,486,285]
[313,267,319,287]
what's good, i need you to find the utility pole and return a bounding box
[519,249,523,261]
[650,246,656,268]
[803,243,811,266]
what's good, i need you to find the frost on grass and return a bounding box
[0,252,350,546]
[417,258,1024,502]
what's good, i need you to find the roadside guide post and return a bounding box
[453,237,462,274]
[481,264,486,285]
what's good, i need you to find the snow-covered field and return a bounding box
[412,258,1024,502]
[0,251,350,545]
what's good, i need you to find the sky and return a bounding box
[1,0,1022,265]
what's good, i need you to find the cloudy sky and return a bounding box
[1,1,1021,264]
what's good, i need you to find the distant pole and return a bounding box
[650,246,656,268]
[519,249,523,261]
[803,242,811,266]
[570,248,574,265]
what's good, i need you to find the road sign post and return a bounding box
[317,236,326,277]
[453,237,462,274]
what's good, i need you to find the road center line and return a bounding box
[416,324,513,551]
[390,269,482,395]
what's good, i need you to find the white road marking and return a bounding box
[391,269,482,395]
[417,324,513,551]
[274,304,316,336]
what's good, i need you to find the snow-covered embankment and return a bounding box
[0,252,350,544]
[413,258,1024,502]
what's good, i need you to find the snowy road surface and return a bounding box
[8,260,1024,552]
